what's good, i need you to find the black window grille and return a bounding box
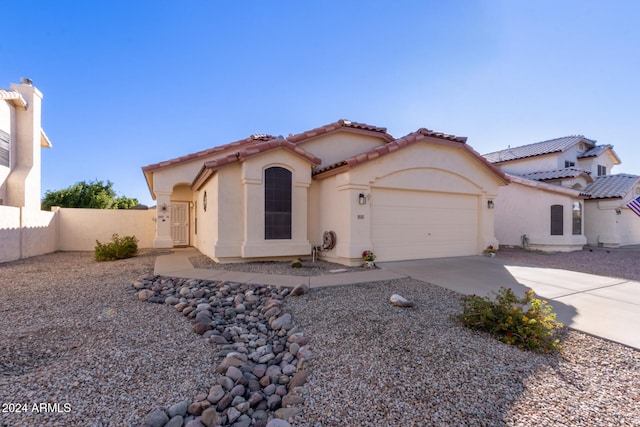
[265,167,292,239]
[551,204,564,235]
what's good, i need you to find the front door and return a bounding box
[170,202,189,246]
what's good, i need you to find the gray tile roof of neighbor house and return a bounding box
[578,144,613,158]
[519,167,592,181]
[483,135,596,163]
[584,174,640,199]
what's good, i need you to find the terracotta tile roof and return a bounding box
[0,89,27,107]
[143,119,391,173]
[519,167,593,182]
[287,119,395,144]
[584,174,640,199]
[204,137,320,170]
[142,133,277,172]
[483,135,596,164]
[192,137,321,190]
[313,128,507,184]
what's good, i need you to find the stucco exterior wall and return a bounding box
[0,206,21,262]
[297,133,385,168]
[6,83,44,210]
[310,174,355,264]
[494,155,558,175]
[0,206,56,263]
[193,175,219,260]
[617,208,640,246]
[56,207,156,251]
[494,182,586,251]
[216,166,244,259]
[313,142,504,265]
[584,197,640,247]
[239,150,313,260]
[578,152,618,177]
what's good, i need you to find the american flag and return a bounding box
[627,195,640,218]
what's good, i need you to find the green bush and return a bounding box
[458,287,563,353]
[95,234,139,261]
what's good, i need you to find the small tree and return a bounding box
[42,180,139,211]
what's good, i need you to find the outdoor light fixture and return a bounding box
[487,200,495,209]
[616,208,622,215]
[358,193,367,205]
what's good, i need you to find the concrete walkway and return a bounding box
[155,249,640,350]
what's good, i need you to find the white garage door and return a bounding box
[371,188,478,261]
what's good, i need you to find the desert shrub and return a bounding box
[95,234,139,261]
[458,287,563,353]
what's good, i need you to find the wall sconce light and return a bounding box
[615,208,622,215]
[358,193,367,205]
[487,200,495,209]
[160,203,168,212]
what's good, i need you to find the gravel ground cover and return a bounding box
[286,279,640,426]
[0,251,219,427]
[496,246,640,281]
[1,249,638,426]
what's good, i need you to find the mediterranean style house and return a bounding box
[484,136,640,249]
[143,120,509,265]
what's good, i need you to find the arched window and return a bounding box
[572,202,582,235]
[265,167,292,239]
[551,204,564,235]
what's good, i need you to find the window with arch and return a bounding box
[550,204,564,235]
[572,202,582,235]
[265,166,292,239]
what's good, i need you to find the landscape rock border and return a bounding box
[129,275,312,427]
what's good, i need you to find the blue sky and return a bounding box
[2,1,639,207]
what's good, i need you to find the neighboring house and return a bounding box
[484,135,640,249]
[0,78,52,210]
[143,120,509,265]
[582,174,640,247]
[0,78,57,262]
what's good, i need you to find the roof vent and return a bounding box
[20,77,33,85]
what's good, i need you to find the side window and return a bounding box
[597,165,607,176]
[551,204,564,236]
[0,130,9,167]
[265,167,292,240]
[572,202,582,235]
[565,160,575,168]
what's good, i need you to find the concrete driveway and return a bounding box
[379,256,640,350]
